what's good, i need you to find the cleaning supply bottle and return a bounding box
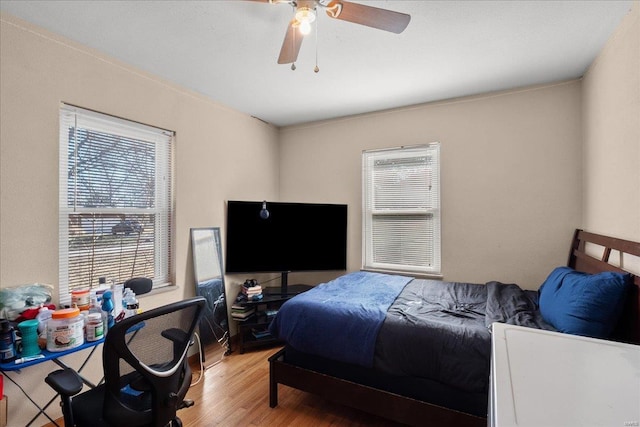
[101,290,115,333]
[36,305,52,339]
[89,295,101,314]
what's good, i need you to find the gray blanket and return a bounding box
[373,279,552,393]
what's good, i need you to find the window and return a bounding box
[59,105,173,304]
[362,144,440,275]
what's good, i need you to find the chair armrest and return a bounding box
[161,328,188,344]
[45,368,84,397]
[161,328,191,359]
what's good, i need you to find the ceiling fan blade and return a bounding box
[325,1,411,34]
[277,20,304,64]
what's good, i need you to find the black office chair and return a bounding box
[45,297,206,427]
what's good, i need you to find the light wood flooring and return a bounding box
[181,342,405,426]
[45,340,406,426]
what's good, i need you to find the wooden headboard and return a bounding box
[567,229,640,344]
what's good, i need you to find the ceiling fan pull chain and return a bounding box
[291,6,297,71]
[314,7,319,73]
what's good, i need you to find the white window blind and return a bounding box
[362,144,441,275]
[59,104,173,304]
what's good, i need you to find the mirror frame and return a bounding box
[190,227,231,356]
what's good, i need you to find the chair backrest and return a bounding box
[101,296,206,427]
[124,277,153,296]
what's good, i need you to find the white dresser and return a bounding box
[489,323,640,427]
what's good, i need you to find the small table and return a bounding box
[0,338,104,426]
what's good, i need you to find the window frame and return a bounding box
[58,104,174,305]
[362,143,441,276]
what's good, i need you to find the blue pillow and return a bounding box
[538,266,630,339]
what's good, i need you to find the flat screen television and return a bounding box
[225,200,347,295]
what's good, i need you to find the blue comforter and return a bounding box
[269,271,412,367]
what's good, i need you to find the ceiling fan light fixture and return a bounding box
[262,0,411,68]
[295,7,316,35]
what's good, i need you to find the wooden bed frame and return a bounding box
[268,229,640,426]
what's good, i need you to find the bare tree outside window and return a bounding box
[59,105,172,303]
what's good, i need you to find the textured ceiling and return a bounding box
[0,0,633,126]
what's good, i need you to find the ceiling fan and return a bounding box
[248,0,411,67]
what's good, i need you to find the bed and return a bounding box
[267,229,640,427]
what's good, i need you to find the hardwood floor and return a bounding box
[45,340,406,426]
[180,342,405,426]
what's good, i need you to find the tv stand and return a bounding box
[235,277,312,353]
[264,283,313,297]
[263,272,312,297]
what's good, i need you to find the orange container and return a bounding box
[71,289,90,311]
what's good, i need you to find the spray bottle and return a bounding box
[101,290,115,333]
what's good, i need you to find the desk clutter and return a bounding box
[0,279,144,365]
[234,279,263,303]
[232,279,264,321]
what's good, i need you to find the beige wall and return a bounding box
[280,81,583,289]
[582,1,640,245]
[0,14,279,426]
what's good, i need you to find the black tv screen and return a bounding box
[225,200,347,277]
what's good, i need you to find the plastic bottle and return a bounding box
[122,289,139,318]
[122,288,133,305]
[88,294,104,334]
[89,294,100,313]
[86,312,104,342]
[0,320,17,362]
[101,290,115,333]
[36,305,52,339]
[122,288,131,316]
[126,297,139,318]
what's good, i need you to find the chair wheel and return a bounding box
[171,417,183,427]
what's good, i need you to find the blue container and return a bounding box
[101,290,115,331]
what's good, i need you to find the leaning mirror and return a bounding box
[190,227,231,356]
